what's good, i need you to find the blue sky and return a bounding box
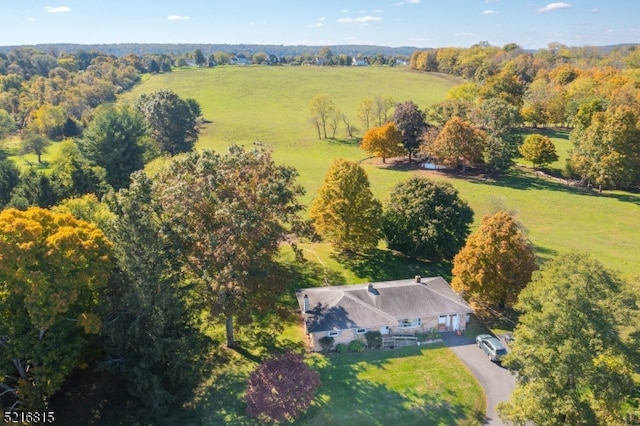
[2,1,639,49]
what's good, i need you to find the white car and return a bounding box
[476,334,507,362]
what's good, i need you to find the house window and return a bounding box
[355,328,367,334]
[328,331,340,337]
[398,318,422,328]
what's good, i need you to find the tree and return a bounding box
[382,177,474,260]
[153,146,305,348]
[0,207,112,410]
[101,172,208,416]
[357,97,374,130]
[310,159,382,252]
[309,94,337,139]
[472,98,523,173]
[0,109,17,139]
[519,134,559,169]
[134,89,200,155]
[7,168,57,209]
[245,352,320,423]
[50,141,109,199]
[20,129,51,163]
[498,253,637,425]
[78,104,146,190]
[194,48,206,66]
[430,116,485,172]
[451,211,537,313]
[361,122,404,163]
[393,100,427,163]
[569,106,640,190]
[0,159,20,208]
[374,95,394,126]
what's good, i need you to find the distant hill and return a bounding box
[0,43,421,58]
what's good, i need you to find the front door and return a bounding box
[451,314,459,331]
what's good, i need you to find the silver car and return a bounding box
[476,334,507,362]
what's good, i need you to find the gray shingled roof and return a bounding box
[296,277,473,333]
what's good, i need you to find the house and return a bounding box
[352,57,369,66]
[296,276,473,352]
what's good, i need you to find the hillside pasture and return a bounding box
[121,65,640,279]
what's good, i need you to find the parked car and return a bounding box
[476,334,507,362]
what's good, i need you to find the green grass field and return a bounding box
[168,345,484,426]
[120,65,640,280]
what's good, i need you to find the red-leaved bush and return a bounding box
[245,351,321,423]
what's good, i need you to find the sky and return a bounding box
[1,1,639,49]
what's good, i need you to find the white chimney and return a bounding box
[303,294,310,312]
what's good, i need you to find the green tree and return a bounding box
[102,172,208,416]
[569,106,640,190]
[20,129,51,163]
[153,146,305,348]
[309,94,337,139]
[0,207,112,410]
[8,168,57,209]
[383,176,474,260]
[194,48,206,66]
[472,98,523,173]
[78,104,146,190]
[134,89,200,155]
[519,134,559,169]
[451,211,537,313]
[0,159,20,208]
[393,100,427,163]
[50,141,109,199]
[0,109,17,139]
[498,253,637,425]
[309,159,382,252]
[361,122,405,163]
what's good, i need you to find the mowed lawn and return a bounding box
[120,65,640,279]
[178,346,484,426]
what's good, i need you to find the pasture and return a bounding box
[121,65,640,280]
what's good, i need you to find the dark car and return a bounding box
[476,334,507,362]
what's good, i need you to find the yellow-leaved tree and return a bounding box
[451,211,537,314]
[0,207,112,410]
[361,122,405,163]
[309,159,382,253]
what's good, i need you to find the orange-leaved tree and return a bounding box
[451,211,536,314]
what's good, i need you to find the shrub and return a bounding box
[348,339,366,352]
[335,343,348,354]
[364,331,382,349]
[318,336,335,354]
[245,352,320,423]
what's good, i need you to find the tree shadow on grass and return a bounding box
[297,346,483,426]
[332,248,453,282]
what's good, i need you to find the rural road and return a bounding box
[442,332,516,426]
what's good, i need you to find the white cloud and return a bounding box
[27,17,36,22]
[338,16,382,24]
[536,2,572,13]
[407,0,421,3]
[44,6,71,13]
[311,17,325,28]
[168,15,190,20]
[482,10,497,15]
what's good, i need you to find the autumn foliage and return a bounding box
[245,352,320,423]
[452,211,536,314]
[361,122,405,163]
[0,207,112,409]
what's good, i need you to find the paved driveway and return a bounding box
[442,332,516,426]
